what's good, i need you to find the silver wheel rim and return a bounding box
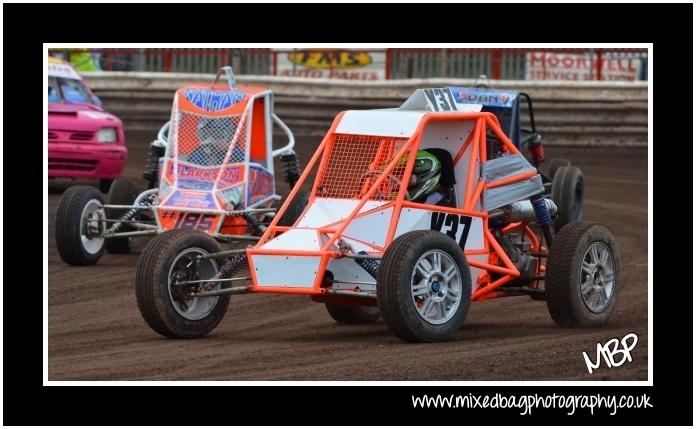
[411,250,462,325]
[80,199,105,254]
[167,247,220,320]
[580,242,615,313]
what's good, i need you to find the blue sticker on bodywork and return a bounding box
[448,87,516,108]
[183,89,246,111]
[167,190,217,209]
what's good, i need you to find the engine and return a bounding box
[489,198,557,223]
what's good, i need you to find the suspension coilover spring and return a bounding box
[280,152,301,188]
[240,212,265,234]
[354,251,380,279]
[105,193,156,234]
[531,195,554,245]
[219,252,248,279]
[143,143,166,188]
[531,197,552,225]
[196,251,249,293]
[527,141,545,167]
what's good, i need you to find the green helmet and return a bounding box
[407,150,441,201]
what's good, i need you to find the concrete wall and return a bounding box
[84,72,648,147]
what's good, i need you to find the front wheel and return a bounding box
[135,229,230,338]
[545,221,621,327]
[99,179,114,194]
[55,186,106,266]
[377,230,472,342]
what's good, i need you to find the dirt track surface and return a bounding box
[48,134,648,380]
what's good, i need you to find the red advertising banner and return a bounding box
[526,52,641,81]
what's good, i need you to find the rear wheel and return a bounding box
[55,186,106,266]
[325,304,381,324]
[377,230,471,342]
[99,179,114,194]
[545,221,620,327]
[552,166,584,231]
[547,158,571,180]
[135,229,230,338]
[105,178,140,254]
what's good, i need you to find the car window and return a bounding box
[59,78,94,104]
[48,77,60,103]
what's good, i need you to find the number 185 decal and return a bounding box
[158,211,219,232]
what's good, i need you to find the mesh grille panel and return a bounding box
[315,134,410,201]
[175,112,246,166]
[167,93,251,191]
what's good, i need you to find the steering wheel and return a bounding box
[359,170,403,199]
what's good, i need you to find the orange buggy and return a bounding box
[135,87,620,342]
[55,67,304,266]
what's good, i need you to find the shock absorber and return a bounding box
[198,252,249,293]
[531,195,554,245]
[241,212,266,234]
[527,138,545,168]
[229,201,267,235]
[105,193,156,234]
[280,152,301,189]
[143,141,166,189]
[354,251,380,279]
[219,252,249,278]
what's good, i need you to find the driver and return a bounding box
[188,116,239,166]
[406,150,444,205]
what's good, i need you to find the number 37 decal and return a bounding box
[430,212,472,249]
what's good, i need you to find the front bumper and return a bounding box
[48,142,127,180]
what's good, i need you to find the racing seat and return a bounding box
[424,148,457,207]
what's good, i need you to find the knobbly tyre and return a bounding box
[55,67,306,266]
[135,86,620,342]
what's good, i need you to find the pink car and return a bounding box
[48,57,127,192]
